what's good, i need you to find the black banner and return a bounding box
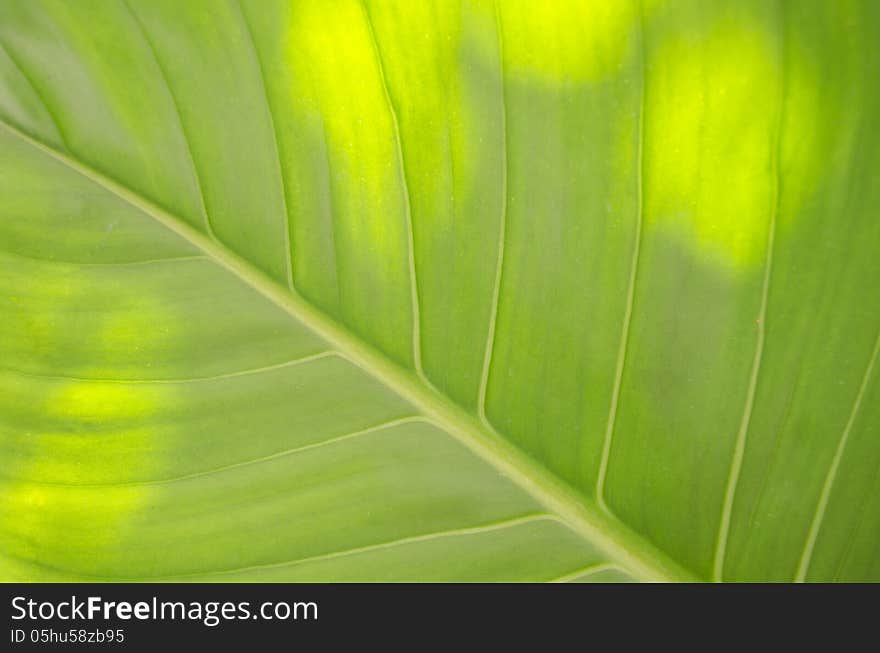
[1,583,875,649]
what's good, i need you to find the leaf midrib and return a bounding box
[0,117,697,583]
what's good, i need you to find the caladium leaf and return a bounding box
[0,0,877,582]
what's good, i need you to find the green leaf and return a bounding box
[1,0,878,582]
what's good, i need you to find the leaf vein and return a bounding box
[595,0,646,511]
[477,1,508,430]
[359,0,424,377]
[548,562,620,583]
[4,415,425,488]
[795,327,880,581]
[712,5,785,581]
[0,38,68,148]
[121,0,216,240]
[235,0,295,291]
[0,350,336,385]
[161,514,558,578]
[0,251,207,267]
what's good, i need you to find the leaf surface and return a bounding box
[0,0,878,582]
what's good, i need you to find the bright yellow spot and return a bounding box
[644,22,781,268]
[49,382,155,423]
[0,480,144,579]
[499,0,639,82]
[287,0,403,251]
[0,274,181,576]
[0,375,165,578]
[285,0,417,363]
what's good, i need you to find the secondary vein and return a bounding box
[121,0,217,241]
[359,0,425,379]
[5,415,425,489]
[477,1,508,430]
[795,327,880,582]
[235,0,295,291]
[712,2,785,582]
[595,0,647,511]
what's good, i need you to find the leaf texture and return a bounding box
[0,0,878,582]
